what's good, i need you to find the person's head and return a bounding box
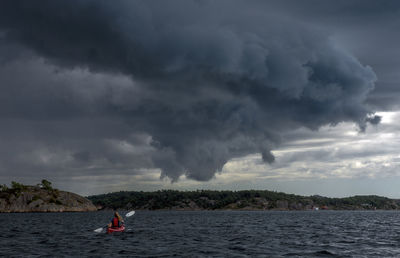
[114,211,123,221]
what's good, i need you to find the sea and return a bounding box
[1,210,400,257]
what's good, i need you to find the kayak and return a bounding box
[107,225,125,233]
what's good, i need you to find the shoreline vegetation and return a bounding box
[88,190,400,211]
[0,180,97,212]
[3,180,400,212]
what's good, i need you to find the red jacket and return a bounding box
[111,217,120,227]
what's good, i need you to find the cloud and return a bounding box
[216,113,400,189]
[0,0,378,183]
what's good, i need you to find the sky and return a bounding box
[0,0,400,197]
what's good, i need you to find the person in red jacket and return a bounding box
[108,211,124,228]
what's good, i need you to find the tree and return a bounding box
[11,181,25,190]
[41,179,52,191]
[0,184,8,192]
[10,181,27,196]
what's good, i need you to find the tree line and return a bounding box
[88,189,400,210]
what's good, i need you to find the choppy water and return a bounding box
[1,210,400,257]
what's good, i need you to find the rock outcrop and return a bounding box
[0,186,97,212]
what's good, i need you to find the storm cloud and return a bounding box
[0,0,379,183]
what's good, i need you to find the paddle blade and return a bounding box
[94,227,104,233]
[126,211,135,217]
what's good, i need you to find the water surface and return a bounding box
[1,210,400,257]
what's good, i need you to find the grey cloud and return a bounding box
[263,0,400,110]
[367,82,400,110]
[366,115,381,125]
[0,0,378,182]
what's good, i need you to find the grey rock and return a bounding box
[0,186,97,213]
[276,200,289,209]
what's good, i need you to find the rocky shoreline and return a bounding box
[0,181,97,212]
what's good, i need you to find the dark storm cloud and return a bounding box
[261,0,400,110]
[0,0,379,182]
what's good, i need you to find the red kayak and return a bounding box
[107,225,125,233]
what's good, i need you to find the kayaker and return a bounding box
[108,211,124,228]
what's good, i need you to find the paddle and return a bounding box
[94,210,135,233]
[94,226,105,233]
[125,211,135,217]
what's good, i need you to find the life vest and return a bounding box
[112,217,120,227]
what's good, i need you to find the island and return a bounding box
[0,180,97,212]
[88,189,400,211]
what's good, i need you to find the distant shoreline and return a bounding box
[96,208,400,212]
[88,189,400,211]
